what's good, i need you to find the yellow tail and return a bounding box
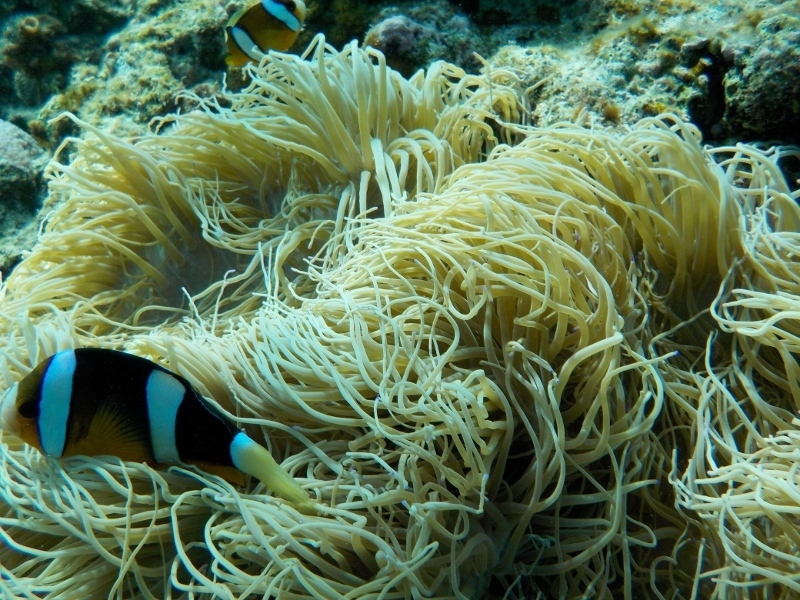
[231,433,314,510]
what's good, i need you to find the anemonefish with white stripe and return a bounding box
[0,348,311,509]
[224,0,307,66]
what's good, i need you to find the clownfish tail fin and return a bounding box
[230,432,313,510]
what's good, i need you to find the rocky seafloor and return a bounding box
[4,0,799,146]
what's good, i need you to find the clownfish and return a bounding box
[0,348,311,509]
[224,0,307,66]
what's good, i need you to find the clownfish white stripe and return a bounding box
[230,26,265,62]
[39,350,76,457]
[263,0,302,31]
[146,370,185,464]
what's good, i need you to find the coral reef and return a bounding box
[490,0,800,146]
[42,0,228,137]
[0,0,132,139]
[1,13,72,107]
[0,120,48,276]
[2,0,798,151]
[364,0,484,75]
[1,0,225,145]
[723,13,800,143]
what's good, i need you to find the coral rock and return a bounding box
[0,119,48,274]
[723,14,800,144]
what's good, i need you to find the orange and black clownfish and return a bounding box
[224,0,307,66]
[0,348,311,509]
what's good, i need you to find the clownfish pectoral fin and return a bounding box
[229,432,314,510]
[65,396,151,463]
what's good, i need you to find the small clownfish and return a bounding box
[0,348,311,509]
[224,0,307,67]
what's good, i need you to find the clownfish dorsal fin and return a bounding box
[229,432,314,510]
[65,394,151,463]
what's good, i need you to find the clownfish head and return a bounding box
[0,359,49,452]
[224,0,307,66]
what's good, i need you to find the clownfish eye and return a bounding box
[285,1,296,11]
[18,400,38,419]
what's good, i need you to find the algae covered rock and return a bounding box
[364,1,484,76]
[0,119,48,275]
[723,14,800,144]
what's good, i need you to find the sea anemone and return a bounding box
[0,35,798,599]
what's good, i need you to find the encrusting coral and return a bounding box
[0,34,799,599]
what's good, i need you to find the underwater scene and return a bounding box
[0,0,799,598]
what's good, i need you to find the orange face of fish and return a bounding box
[0,359,49,452]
